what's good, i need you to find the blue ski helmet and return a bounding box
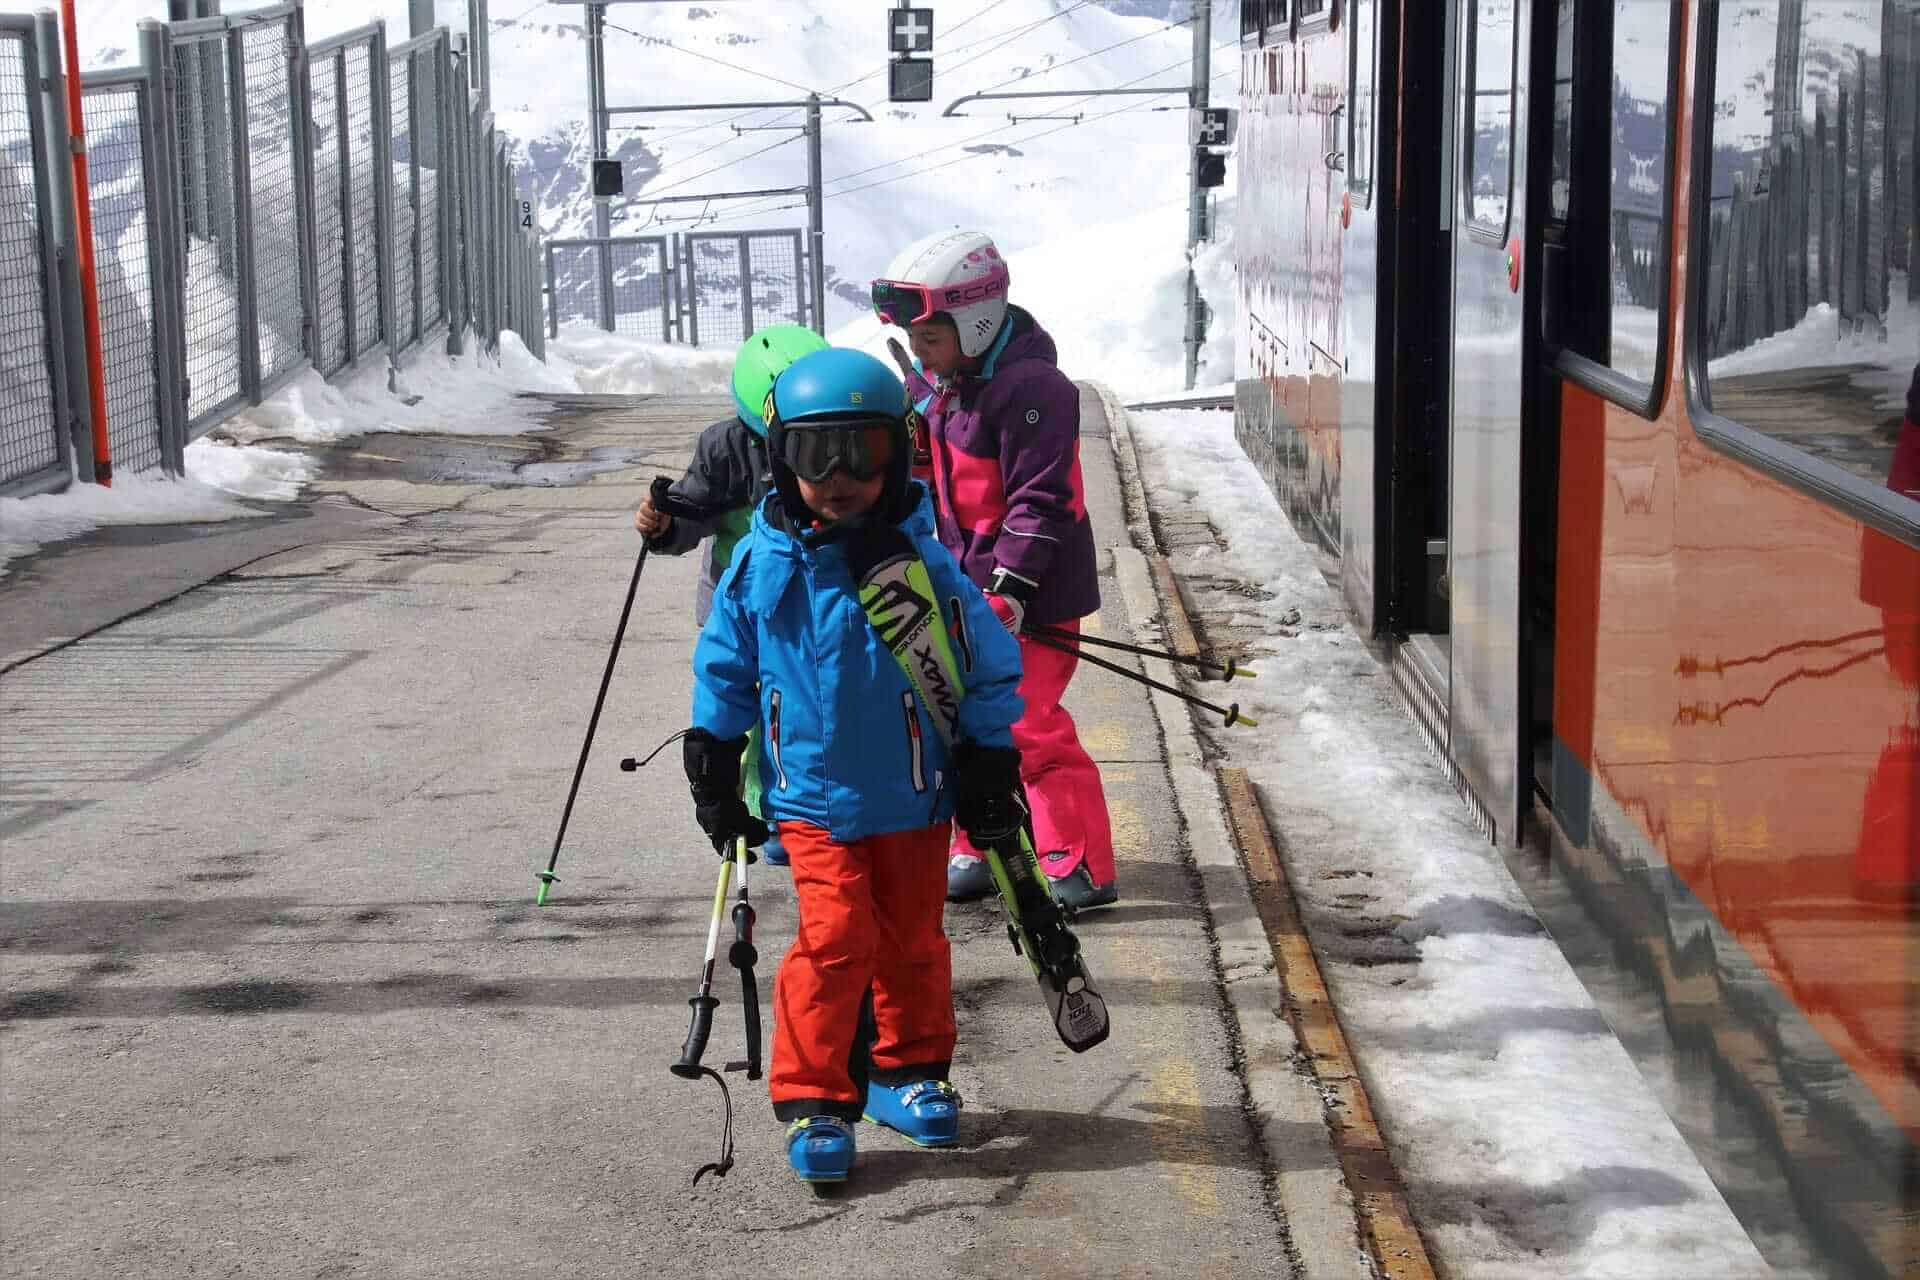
[766,348,913,522]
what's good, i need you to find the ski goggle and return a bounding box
[870,266,1010,327]
[777,418,899,483]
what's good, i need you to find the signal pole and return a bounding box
[1184,0,1211,391]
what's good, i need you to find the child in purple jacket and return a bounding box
[871,230,1118,912]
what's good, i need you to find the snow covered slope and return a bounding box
[80,1,1236,346]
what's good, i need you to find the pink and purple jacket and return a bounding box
[920,306,1100,627]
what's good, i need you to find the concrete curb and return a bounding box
[1095,382,1439,1279]
[1089,380,1372,1280]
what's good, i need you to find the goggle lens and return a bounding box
[871,279,934,327]
[780,420,898,483]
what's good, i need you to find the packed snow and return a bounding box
[546,326,736,397]
[0,444,309,580]
[1126,406,1797,1279]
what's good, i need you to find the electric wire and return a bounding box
[602,18,822,97]
[602,0,1026,150]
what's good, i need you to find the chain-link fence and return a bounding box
[0,5,545,498]
[545,229,808,348]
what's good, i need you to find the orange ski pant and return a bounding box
[769,820,956,1123]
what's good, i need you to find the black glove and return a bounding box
[684,728,769,856]
[951,741,1024,843]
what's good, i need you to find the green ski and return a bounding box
[849,529,1110,1054]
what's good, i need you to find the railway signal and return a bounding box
[889,4,934,102]
[1191,106,1236,149]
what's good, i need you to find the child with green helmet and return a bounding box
[635,323,830,864]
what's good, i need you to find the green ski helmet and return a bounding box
[732,324,829,437]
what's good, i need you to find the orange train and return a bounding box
[1233,0,1917,1274]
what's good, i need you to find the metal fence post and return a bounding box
[682,233,700,347]
[288,2,321,371]
[32,12,87,482]
[336,44,357,366]
[222,23,264,402]
[663,235,676,341]
[140,20,190,475]
[451,39,473,342]
[737,234,753,337]
[370,21,396,358]
[405,44,423,348]
[439,33,462,355]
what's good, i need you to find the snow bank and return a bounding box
[1710,283,1917,417]
[0,441,312,581]
[547,326,734,397]
[218,331,576,446]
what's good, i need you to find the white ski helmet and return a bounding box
[872,230,1011,359]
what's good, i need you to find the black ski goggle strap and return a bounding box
[777,418,899,483]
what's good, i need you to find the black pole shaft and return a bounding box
[1028,631,1242,724]
[537,475,672,898]
[1029,622,1238,677]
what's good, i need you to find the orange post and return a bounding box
[60,0,110,485]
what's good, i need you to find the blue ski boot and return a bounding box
[786,1116,855,1183]
[863,1079,962,1147]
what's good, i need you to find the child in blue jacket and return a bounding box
[681,347,1026,1186]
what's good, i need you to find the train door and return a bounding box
[1338,0,1391,632]
[1441,0,1534,841]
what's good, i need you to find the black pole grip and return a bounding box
[739,967,763,1081]
[729,899,761,1080]
[671,994,719,1080]
[650,473,709,524]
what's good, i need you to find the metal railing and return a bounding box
[545,228,807,347]
[0,3,546,499]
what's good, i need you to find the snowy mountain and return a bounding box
[79,0,1237,384]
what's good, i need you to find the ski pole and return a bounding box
[1027,622,1256,682]
[675,840,756,1189]
[727,839,761,1081]
[535,475,674,905]
[1026,631,1258,728]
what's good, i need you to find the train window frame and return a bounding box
[1551,0,1684,420]
[1296,0,1334,36]
[1261,0,1290,44]
[1463,0,1519,244]
[1242,0,1260,44]
[1346,0,1377,205]
[1682,0,1920,550]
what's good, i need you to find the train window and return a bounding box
[1692,0,1920,539]
[1243,0,1260,42]
[1263,0,1289,42]
[1464,0,1516,237]
[1548,0,1573,221]
[1347,0,1377,202]
[1603,0,1675,387]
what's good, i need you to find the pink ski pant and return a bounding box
[955,620,1116,885]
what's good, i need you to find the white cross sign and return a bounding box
[1190,107,1237,148]
[889,7,933,53]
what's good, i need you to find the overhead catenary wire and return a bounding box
[600,0,1036,154]
[718,38,1233,226]
[601,18,822,97]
